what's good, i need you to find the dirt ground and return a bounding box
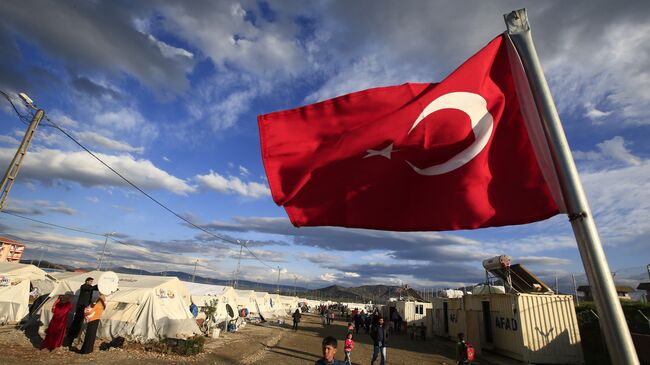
[0,314,473,365]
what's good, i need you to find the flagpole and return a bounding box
[504,9,638,365]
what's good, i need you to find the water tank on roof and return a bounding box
[482,255,511,271]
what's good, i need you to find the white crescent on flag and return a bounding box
[405,92,494,176]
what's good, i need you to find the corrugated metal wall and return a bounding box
[517,294,583,363]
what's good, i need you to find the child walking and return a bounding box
[344,332,355,365]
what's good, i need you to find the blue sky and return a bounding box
[0,0,648,292]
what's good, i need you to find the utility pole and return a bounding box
[0,94,44,210]
[37,246,47,268]
[294,275,297,297]
[97,232,115,271]
[234,240,248,289]
[555,276,559,294]
[276,266,281,294]
[572,274,580,306]
[192,259,199,282]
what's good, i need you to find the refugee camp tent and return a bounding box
[0,263,56,324]
[40,271,200,342]
[278,295,299,314]
[269,293,287,317]
[254,292,274,318]
[234,289,256,316]
[183,282,237,324]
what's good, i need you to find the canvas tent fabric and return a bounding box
[0,263,56,324]
[234,289,256,315]
[254,292,274,319]
[268,293,287,317]
[183,282,237,324]
[278,295,299,315]
[40,271,200,342]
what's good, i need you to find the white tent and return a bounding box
[0,263,56,324]
[40,271,200,342]
[254,292,274,319]
[234,289,256,316]
[279,295,299,315]
[269,293,287,317]
[183,282,237,324]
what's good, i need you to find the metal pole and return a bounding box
[234,241,246,289]
[555,277,559,294]
[276,266,281,294]
[192,259,198,282]
[572,274,580,306]
[97,233,109,271]
[0,109,44,210]
[37,247,46,267]
[504,9,639,364]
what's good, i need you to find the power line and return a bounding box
[1,210,106,237]
[1,90,275,269]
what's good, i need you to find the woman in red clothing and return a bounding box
[41,292,73,350]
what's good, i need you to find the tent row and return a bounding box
[0,263,311,343]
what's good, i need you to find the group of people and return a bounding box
[319,305,336,325]
[41,277,106,354]
[315,315,388,365]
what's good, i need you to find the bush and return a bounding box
[142,336,205,356]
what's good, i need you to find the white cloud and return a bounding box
[195,170,270,198]
[319,273,338,282]
[343,272,360,278]
[162,156,171,162]
[0,147,196,195]
[76,131,145,154]
[147,34,193,59]
[0,135,19,145]
[238,165,250,176]
[574,136,641,167]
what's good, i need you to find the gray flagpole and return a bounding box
[504,9,639,365]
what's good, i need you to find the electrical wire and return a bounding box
[1,210,106,237]
[42,116,276,269]
[0,90,32,125]
[1,90,277,270]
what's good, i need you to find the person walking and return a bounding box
[80,294,106,354]
[370,317,387,365]
[354,310,363,334]
[321,307,327,326]
[315,336,344,365]
[292,308,301,331]
[41,293,73,350]
[65,277,98,346]
[343,332,355,365]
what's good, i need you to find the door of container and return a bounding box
[482,301,493,344]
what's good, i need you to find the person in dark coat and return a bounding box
[65,277,98,346]
[292,309,302,331]
[370,317,388,365]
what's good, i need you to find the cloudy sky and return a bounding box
[0,0,648,292]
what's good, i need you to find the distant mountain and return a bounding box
[19,259,73,271]
[302,284,425,303]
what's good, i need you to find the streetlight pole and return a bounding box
[276,266,281,294]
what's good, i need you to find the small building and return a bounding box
[637,283,650,299]
[0,237,25,263]
[578,285,635,301]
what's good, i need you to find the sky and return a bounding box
[0,0,648,293]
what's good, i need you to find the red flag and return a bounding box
[258,35,559,231]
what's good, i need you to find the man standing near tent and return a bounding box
[292,308,301,331]
[65,277,98,346]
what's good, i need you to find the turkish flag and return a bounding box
[258,35,559,231]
